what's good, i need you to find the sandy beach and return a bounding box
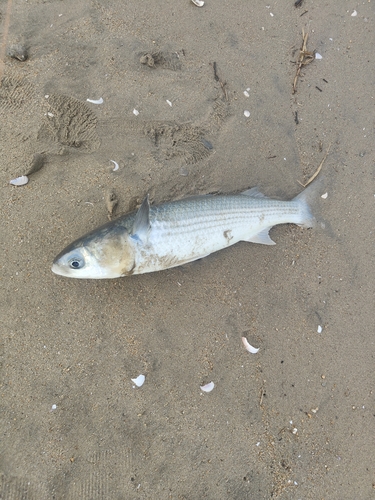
[1,1,374,498]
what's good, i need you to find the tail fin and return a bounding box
[293,177,326,229]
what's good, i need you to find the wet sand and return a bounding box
[1,1,374,498]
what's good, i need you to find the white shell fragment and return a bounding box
[244,110,250,118]
[131,374,145,387]
[321,192,328,199]
[87,97,103,104]
[243,90,250,97]
[191,0,204,6]
[317,325,323,334]
[166,99,172,107]
[51,404,57,411]
[351,10,357,17]
[242,337,259,354]
[10,175,29,186]
[110,160,119,171]
[200,382,215,392]
[133,108,139,116]
[315,53,323,60]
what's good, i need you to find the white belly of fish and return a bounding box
[131,195,307,275]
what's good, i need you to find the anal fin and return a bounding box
[245,227,276,245]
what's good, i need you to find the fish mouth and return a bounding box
[51,262,65,276]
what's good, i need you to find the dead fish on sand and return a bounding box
[52,181,321,279]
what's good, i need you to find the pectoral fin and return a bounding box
[131,195,150,243]
[246,227,276,245]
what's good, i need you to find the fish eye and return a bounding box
[69,257,84,269]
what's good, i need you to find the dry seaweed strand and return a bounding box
[298,143,332,188]
[212,61,229,101]
[292,28,315,94]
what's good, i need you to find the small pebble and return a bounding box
[140,54,155,67]
[201,138,213,150]
[105,189,118,219]
[317,325,323,333]
[244,110,250,118]
[7,44,28,61]
[133,109,139,116]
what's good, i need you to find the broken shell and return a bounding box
[315,53,323,60]
[317,325,323,333]
[166,99,172,107]
[200,382,214,392]
[243,90,250,97]
[131,374,145,387]
[10,175,29,186]
[110,160,119,171]
[133,109,139,116]
[321,192,328,199]
[244,110,250,118]
[87,97,103,104]
[242,337,259,354]
[191,0,204,6]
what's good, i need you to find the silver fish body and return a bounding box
[52,183,318,279]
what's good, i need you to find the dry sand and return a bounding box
[1,1,374,498]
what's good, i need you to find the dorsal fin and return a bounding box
[131,195,150,243]
[241,187,269,199]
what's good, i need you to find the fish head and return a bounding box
[52,224,136,279]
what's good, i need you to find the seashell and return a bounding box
[131,374,145,387]
[241,337,259,354]
[200,381,214,392]
[87,97,103,104]
[191,0,204,6]
[110,160,119,171]
[10,175,29,186]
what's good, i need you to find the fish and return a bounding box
[51,181,321,279]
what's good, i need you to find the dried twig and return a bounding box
[298,143,332,188]
[292,29,314,94]
[0,0,14,83]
